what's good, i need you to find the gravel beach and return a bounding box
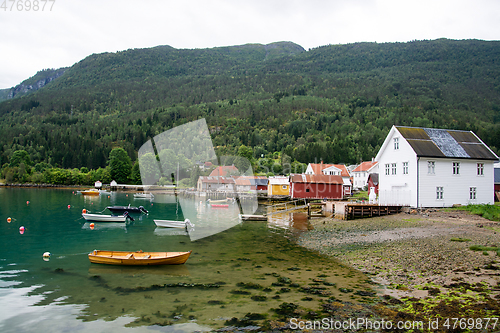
[297,209,500,329]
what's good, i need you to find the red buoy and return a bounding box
[19,226,25,234]
[26,201,30,205]
[90,223,95,230]
[82,208,87,214]
[68,205,71,209]
[7,217,12,223]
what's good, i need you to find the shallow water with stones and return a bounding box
[0,187,374,332]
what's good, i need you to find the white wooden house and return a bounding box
[375,125,499,207]
[351,161,379,189]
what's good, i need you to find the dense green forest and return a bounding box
[1,39,500,184]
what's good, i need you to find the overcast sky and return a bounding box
[1,0,500,89]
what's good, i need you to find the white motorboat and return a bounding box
[154,218,194,229]
[82,212,134,222]
[134,192,154,199]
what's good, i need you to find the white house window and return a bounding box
[436,186,443,200]
[385,163,390,175]
[403,162,408,175]
[453,162,460,175]
[394,137,399,150]
[470,187,476,200]
[477,163,484,176]
[391,163,397,175]
[428,161,435,174]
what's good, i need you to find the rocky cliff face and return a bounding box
[5,68,66,100]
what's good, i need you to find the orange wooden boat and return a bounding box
[88,250,191,265]
[80,189,100,196]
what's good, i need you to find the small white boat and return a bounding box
[207,198,235,204]
[82,212,134,222]
[134,192,154,199]
[154,218,194,229]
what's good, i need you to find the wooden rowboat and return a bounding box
[88,250,192,265]
[80,189,100,196]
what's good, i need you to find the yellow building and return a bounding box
[267,176,290,196]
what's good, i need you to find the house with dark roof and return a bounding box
[375,125,498,207]
[367,173,379,195]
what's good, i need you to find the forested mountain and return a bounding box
[1,39,500,178]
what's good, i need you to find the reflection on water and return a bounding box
[0,188,373,332]
[82,222,128,231]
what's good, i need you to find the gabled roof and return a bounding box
[352,161,378,172]
[233,178,252,186]
[209,165,238,177]
[308,163,350,177]
[290,174,343,184]
[367,173,379,185]
[268,176,289,185]
[396,126,498,160]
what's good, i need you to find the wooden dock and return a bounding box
[332,202,402,220]
[239,214,268,221]
[266,199,308,216]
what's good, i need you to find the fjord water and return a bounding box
[0,188,372,332]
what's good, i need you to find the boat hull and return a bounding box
[82,213,127,222]
[154,219,189,229]
[134,193,154,199]
[88,250,192,265]
[80,190,100,196]
[107,205,148,214]
[211,204,229,208]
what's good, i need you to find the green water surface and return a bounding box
[0,188,373,332]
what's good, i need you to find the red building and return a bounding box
[367,173,379,195]
[289,174,344,200]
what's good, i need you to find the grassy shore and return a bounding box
[297,209,500,331]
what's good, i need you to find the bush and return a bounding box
[457,204,500,221]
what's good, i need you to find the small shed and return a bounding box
[495,168,500,201]
[234,177,252,192]
[289,174,343,200]
[252,176,268,192]
[367,173,379,195]
[268,176,290,196]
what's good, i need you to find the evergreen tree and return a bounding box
[108,148,132,184]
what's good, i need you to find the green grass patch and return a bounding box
[469,244,500,256]
[453,204,500,221]
[450,237,471,242]
[351,190,368,201]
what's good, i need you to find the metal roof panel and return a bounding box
[459,143,499,160]
[406,139,445,157]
